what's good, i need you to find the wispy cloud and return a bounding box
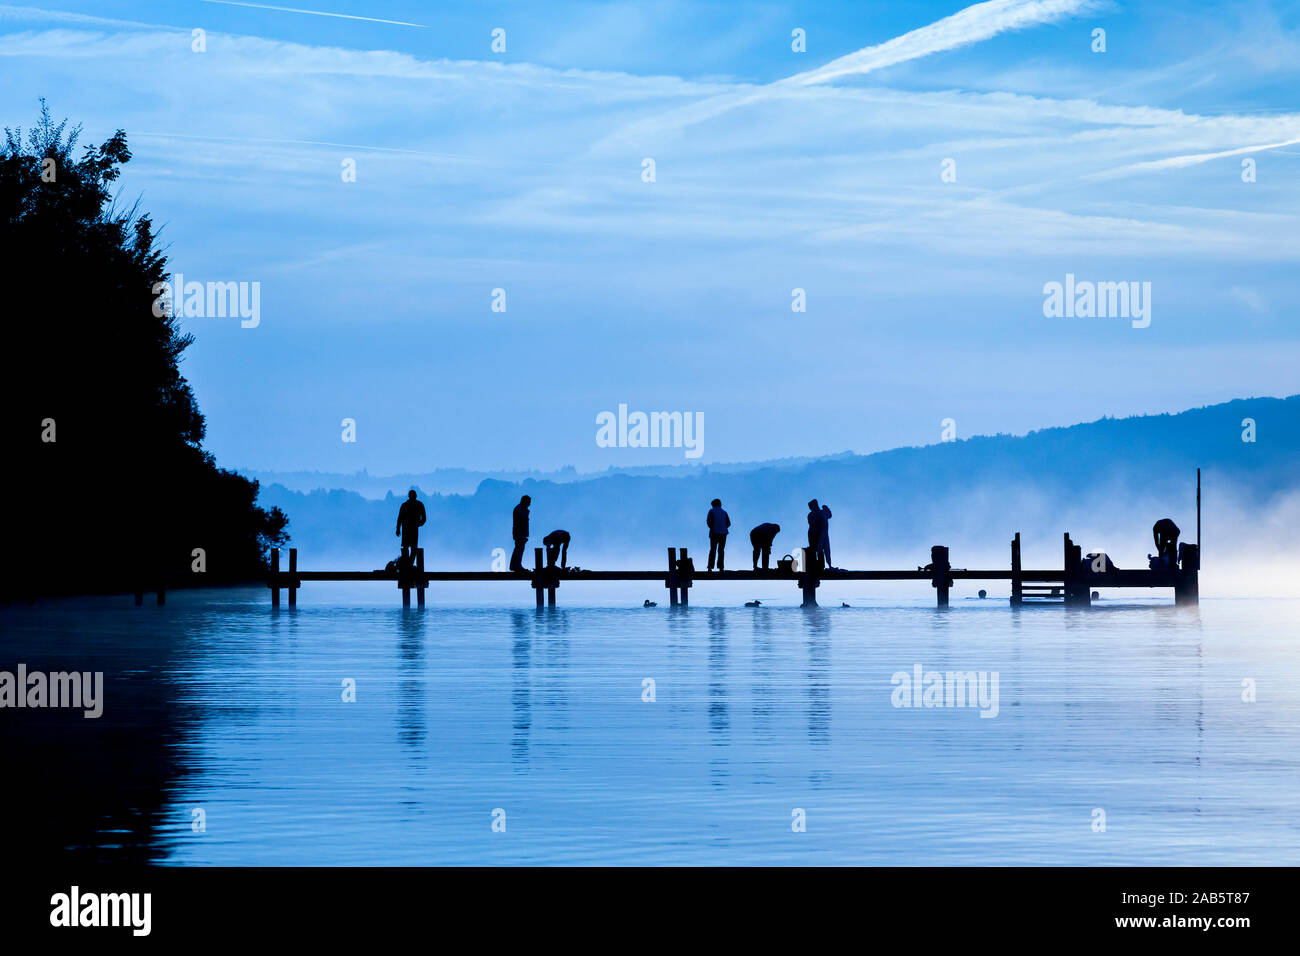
[2,0,1294,471]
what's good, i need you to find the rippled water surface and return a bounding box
[4,585,1298,865]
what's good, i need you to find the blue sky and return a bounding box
[3,0,1298,472]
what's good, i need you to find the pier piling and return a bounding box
[931,545,951,607]
[1175,543,1199,606]
[288,547,298,608]
[679,548,691,606]
[416,547,425,608]
[533,548,544,608]
[399,548,411,607]
[270,547,280,609]
[1062,533,1090,607]
[799,547,819,607]
[666,548,679,605]
[1010,533,1023,606]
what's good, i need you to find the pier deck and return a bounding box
[261,532,1200,610]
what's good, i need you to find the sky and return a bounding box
[3,0,1298,473]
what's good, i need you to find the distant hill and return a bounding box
[257,396,1299,576]
[247,452,857,498]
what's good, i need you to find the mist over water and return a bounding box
[4,589,1297,865]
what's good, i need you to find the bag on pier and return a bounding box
[777,554,795,572]
[384,553,412,574]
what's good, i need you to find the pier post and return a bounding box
[799,547,819,607]
[288,548,298,608]
[534,547,544,608]
[135,588,144,607]
[678,548,690,606]
[399,555,411,606]
[416,547,425,608]
[931,545,951,607]
[270,547,280,609]
[1010,533,1023,606]
[1175,543,1199,606]
[666,547,679,606]
[1063,533,1090,607]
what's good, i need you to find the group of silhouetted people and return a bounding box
[397,489,1186,578]
[703,498,835,571]
[397,491,572,572]
[510,495,571,570]
[395,489,839,575]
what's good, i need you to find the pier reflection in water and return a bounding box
[2,588,1295,865]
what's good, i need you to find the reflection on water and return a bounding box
[510,610,530,767]
[3,590,1299,865]
[398,609,426,754]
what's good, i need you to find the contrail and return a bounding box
[199,0,426,28]
[590,0,1096,148]
[1089,136,1300,179]
[781,0,1097,87]
[1118,137,1300,172]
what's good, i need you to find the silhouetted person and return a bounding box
[543,529,570,568]
[806,499,824,560]
[815,503,834,569]
[395,490,426,565]
[509,495,531,571]
[750,522,781,570]
[706,498,731,571]
[1152,517,1180,567]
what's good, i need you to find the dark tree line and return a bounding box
[1,103,287,597]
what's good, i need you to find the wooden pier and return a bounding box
[263,532,1200,609]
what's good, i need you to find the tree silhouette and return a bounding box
[1,102,287,597]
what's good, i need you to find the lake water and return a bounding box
[4,584,1298,865]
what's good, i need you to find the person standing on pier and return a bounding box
[706,498,731,571]
[543,529,570,569]
[1151,517,1180,568]
[807,499,826,566]
[816,503,835,570]
[750,522,780,570]
[395,490,426,566]
[509,495,531,572]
